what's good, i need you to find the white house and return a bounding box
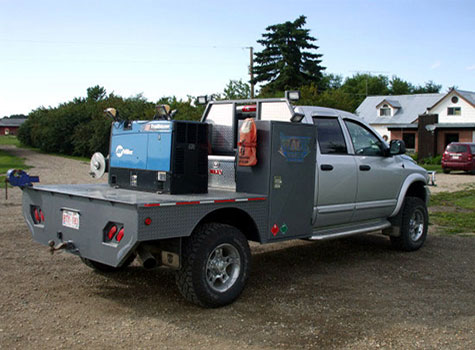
[356,88,475,155]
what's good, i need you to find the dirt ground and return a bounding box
[1,145,474,350]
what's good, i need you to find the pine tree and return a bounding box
[253,16,325,94]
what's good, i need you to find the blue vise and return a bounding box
[6,169,39,187]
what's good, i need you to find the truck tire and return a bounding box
[176,223,251,308]
[390,197,428,251]
[443,169,450,174]
[81,253,136,273]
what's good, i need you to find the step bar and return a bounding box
[309,220,391,241]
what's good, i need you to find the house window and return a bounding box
[379,104,391,116]
[447,107,461,116]
[402,133,415,150]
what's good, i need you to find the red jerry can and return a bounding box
[238,118,257,167]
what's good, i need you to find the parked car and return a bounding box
[442,142,475,174]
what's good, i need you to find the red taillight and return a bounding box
[107,225,117,240]
[242,105,256,112]
[40,210,45,222]
[144,217,152,226]
[34,208,40,222]
[468,154,473,161]
[116,228,124,242]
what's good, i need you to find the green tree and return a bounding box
[86,85,107,101]
[253,15,325,94]
[413,81,442,93]
[222,79,251,99]
[320,73,343,90]
[389,76,414,94]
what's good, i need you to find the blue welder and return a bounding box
[104,108,208,194]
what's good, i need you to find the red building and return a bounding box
[0,118,27,136]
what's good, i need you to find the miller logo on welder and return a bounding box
[109,120,209,194]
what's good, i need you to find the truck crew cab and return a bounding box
[18,95,430,307]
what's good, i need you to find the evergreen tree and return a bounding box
[253,15,325,94]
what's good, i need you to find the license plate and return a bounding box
[62,210,80,230]
[452,155,460,159]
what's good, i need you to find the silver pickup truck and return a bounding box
[18,96,430,308]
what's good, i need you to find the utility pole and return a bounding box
[248,46,254,98]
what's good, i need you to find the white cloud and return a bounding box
[466,64,475,71]
[430,61,441,69]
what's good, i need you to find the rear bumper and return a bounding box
[442,161,473,171]
[23,187,139,267]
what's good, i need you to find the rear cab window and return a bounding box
[312,117,348,154]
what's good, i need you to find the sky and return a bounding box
[1,0,474,117]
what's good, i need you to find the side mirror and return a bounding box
[389,140,406,156]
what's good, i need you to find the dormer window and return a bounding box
[379,104,391,116]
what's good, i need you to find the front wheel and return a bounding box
[390,197,428,251]
[443,168,450,174]
[175,223,251,308]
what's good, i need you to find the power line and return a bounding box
[0,38,248,50]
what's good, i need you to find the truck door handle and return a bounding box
[320,164,333,171]
[359,165,371,171]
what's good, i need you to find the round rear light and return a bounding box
[144,217,152,226]
[107,225,117,240]
[116,228,124,242]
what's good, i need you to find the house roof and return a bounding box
[457,90,475,106]
[428,88,475,110]
[387,123,475,130]
[356,93,443,125]
[0,118,27,127]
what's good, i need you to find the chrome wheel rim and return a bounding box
[206,243,241,293]
[409,209,425,241]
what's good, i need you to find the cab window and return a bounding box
[313,117,348,154]
[344,120,384,156]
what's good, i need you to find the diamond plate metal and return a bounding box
[208,155,236,190]
[138,201,268,242]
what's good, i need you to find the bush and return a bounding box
[17,87,203,158]
[419,155,442,165]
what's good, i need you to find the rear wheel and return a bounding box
[390,197,428,251]
[443,168,450,174]
[176,223,251,308]
[81,253,136,273]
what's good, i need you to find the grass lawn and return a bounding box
[0,135,21,147]
[429,185,475,235]
[0,136,89,162]
[0,149,31,184]
[422,164,442,173]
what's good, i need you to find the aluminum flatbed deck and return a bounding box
[29,184,267,207]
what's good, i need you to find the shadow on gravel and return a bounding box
[84,234,456,348]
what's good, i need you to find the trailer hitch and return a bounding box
[48,240,77,255]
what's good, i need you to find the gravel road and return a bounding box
[1,145,474,350]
